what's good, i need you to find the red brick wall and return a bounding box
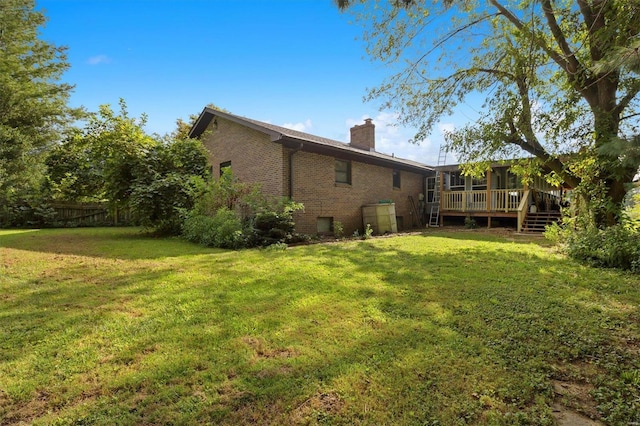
[200,118,287,197]
[200,117,427,236]
[290,151,425,235]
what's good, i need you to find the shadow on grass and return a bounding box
[2,230,639,424]
[0,227,221,260]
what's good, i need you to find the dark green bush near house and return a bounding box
[464,216,478,229]
[182,208,245,249]
[183,169,306,249]
[250,208,308,247]
[128,138,210,235]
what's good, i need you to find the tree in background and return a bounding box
[338,0,640,227]
[0,0,79,220]
[174,103,229,140]
[46,99,211,234]
[129,137,210,235]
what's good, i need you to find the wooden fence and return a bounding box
[49,202,131,226]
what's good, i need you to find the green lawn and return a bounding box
[1,228,638,425]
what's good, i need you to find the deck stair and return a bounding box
[521,211,561,233]
[428,146,447,227]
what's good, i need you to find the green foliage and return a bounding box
[0,0,80,219]
[128,137,209,235]
[625,186,640,222]
[341,0,640,227]
[185,169,306,248]
[562,225,640,273]
[44,99,156,205]
[44,129,105,202]
[542,221,568,245]
[250,201,306,247]
[333,220,344,238]
[264,242,288,251]
[182,208,245,249]
[43,101,209,235]
[464,216,478,229]
[0,198,57,228]
[190,167,265,218]
[84,100,157,207]
[363,223,373,239]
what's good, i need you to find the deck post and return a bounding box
[486,169,492,212]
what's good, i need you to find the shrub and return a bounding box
[333,221,344,239]
[543,221,570,245]
[182,208,244,249]
[363,223,374,239]
[264,242,288,251]
[184,172,307,249]
[248,201,307,246]
[0,199,58,228]
[464,216,478,229]
[563,225,640,272]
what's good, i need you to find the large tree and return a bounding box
[0,0,78,208]
[339,0,640,226]
[46,99,157,205]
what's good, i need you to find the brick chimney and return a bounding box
[349,118,375,151]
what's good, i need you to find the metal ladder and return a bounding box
[428,147,447,227]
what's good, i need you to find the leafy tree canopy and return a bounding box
[174,103,229,140]
[46,99,211,234]
[0,0,79,205]
[45,99,156,203]
[339,0,640,226]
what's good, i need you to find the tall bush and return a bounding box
[183,169,305,249]
[563,225,640,272]
[182,207,244,249]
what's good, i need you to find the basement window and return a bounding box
[317,217,333,234]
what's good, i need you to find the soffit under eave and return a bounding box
[190,108,284,142]
[279,137,433,175]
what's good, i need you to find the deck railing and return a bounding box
[442,189,526,212]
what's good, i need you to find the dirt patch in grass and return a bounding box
[291,391,344,424]
[552,380,603,425]
[241,336,297,360]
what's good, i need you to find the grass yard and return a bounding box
[1,227,639,425]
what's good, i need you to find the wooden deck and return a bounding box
[437,188,563,232]
[441,189,525,213]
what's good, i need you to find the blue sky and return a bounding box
[37,0,471,165]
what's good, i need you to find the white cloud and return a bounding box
[282,119,312,133]
[437,122,455,135]
[87,55,111,65]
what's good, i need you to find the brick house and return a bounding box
[189,108,434,235]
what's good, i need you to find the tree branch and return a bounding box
[540,0,581,74]
[615,82,640,117]
[621,111,640,122]
[488,0,568,72]
[576,0,594,32]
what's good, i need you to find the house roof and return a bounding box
[189,108,434,174]
[435,158,538,172]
